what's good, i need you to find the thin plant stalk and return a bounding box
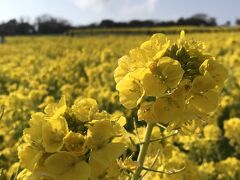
[132,123,154,180]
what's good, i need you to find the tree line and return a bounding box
[1,14,240,35]
[0,15,71,35]
[90,14,218,28]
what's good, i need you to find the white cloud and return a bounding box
[72,0,110,9]
[116,0,158,20]
[71,0,158,21]
[146,0,158,12]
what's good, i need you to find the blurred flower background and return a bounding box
[0,0,240,180]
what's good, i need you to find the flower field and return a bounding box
[0,31,240,179]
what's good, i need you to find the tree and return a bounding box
[99,19,115,28]
[36,15,71,34]
[0,19,34,35]
[177,14,217,26]
[236,19,240,25]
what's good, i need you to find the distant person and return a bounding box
[0,35,5,44]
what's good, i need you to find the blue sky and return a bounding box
[0,0,239,25]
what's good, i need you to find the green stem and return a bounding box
[140,130,178,144]
[132,123,154,180]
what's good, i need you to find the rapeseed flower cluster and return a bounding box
[115,31,227,131]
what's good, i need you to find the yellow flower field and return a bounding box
[0,31,240,179]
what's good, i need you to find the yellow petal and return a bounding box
[17,169,32,180]
[141,33,170,59]
[191,90,219,113]
[116,73,145,109]
[42,116,69,153]
[45,152,77,175]
[157,57,184,89]
[129,48,149,69]
[199,59,228,88]
[142,71,167,97]
[117,116,127,127]
[44,152,90,180]
[61,161,90,180]
[90,143,126,168]
[114,55,131,83]
[192,75,215,93]
[153,97,182,124]
[86,120,114,149]
[72,98,98,122]
[63,131,87,155]
[23,112,44,144]
[18,144,43,171]
[44,96,67,120]
[138,101,158,123]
